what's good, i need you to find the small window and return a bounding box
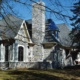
[28,46,29,48]
[23,23,25,27]
[28,57,31,62]
[28,53,31,56]
[18,46,24,61]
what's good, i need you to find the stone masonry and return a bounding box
[32,2,45,61]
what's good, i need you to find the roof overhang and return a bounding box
[0,38,15,45]
[28,42,35,46]
[59,45,78,49]
[42,42,57,48]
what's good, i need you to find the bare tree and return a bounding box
[0,0,73,40]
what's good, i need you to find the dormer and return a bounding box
[48,19,59,39]
[42,19,59,48]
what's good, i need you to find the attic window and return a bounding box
[23,23,25,26]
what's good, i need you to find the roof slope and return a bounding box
[0,14,23,40]
[57,23,72,47]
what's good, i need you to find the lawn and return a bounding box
[0,69,80,80]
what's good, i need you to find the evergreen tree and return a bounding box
[69,1,80,49]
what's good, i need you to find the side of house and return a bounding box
[0,1,79,69]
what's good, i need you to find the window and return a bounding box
[28,53,31,56]
[65,49,69,57]
[28,46,29,48]
[18,46,23,61]
[5,46,9,61]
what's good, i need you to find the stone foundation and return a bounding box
[0,62,53,69]
[0,62,9,69]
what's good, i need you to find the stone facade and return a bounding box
[0,1,79,69]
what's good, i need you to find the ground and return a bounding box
[0,68,80,80]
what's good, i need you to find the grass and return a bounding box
[0,69,80,80]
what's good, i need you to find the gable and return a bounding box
[15,20,32,43]
[0,14,32,44]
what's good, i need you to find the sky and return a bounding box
[2,0,79,29]
[13,0,74,19]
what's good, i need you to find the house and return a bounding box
[0,1,79,69]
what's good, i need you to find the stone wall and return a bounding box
[0,62,53,69]
[43,47,54,61]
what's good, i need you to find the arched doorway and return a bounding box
[18,46,24,61]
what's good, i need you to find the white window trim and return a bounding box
[0,44,5,62]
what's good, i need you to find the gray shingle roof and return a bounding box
[0,14,23,40]
[57,23,72,47]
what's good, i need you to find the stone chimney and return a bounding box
[32,1,45,43]
[32,1,45,61]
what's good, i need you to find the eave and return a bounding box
[28,42,35,46]
[0,38,15,45]
[41,42,57,48]
[59,44,77,50]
